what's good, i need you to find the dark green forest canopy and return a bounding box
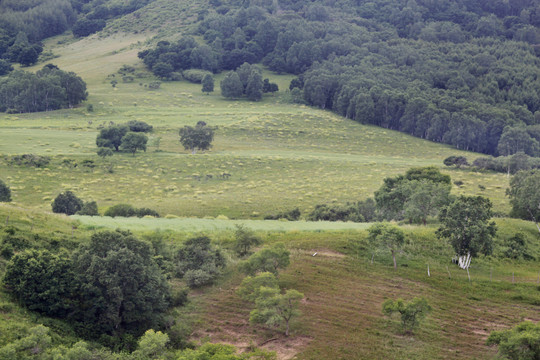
[0,0,156,66]
[139,0,540,156]
[0,65,87,113]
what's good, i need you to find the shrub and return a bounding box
[3,249,76,317]
[382,297,431,334]
[52,191,83,215]
[176,236,226,287]
[8,154,50,167]
[77,201,99,216]
[126,120,153,132]
[104,204,137,217]
[136,208,160,217]
[182,69,212,83]
[308,199,376,222]
[0,179,11,202]
[503,233,530,260]
[265,208,301,221]
[487,321,540,360]
[233,224,261,257]
[184,269,214,288]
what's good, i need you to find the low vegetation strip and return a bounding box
[72,215,372,232]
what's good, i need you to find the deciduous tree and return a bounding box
[51,191,83,215]
[72,230,170,336]
[239,243,290,276]
[368,223,405,269]
[201,74,214,94]
[120,132,148,155]
[437,196,497,268]
[382,297,431,334]
[179,121,214,154]
[507,169,540,233]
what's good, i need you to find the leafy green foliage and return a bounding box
[72,18,106,37]
[233,224,261,257]
[201,74,214,94]
[443,156,469,168]
[487,321,540,360]
[176,343,276,360]
[382,297,431,334]
[104,204,159,218]
[368,223,405,269]
[239,243,290,276]
[237,272,279,302]
[437,196,497,257]
[131,329,169,360]
[188,0,540,156]
[507,169,540,230]
[72,230,170,336]
[77,201,98,216]
[262,78,278,94]
[127,120,153,133]
[250,287,303,336]
[3,249,76,317]
[120,132,148,155]
[220,71,243,99]
[97,147,113,158]
[138,37,220,75]
[503,233,530,260]
[175,235,225,288]
[0,66,87,113]
[6,154,50,167]
[0,324,52,359]
[0,179,11,202]
[265,208,301,221]
[498,126,540,157]
[308,200,376,222]
[183,69,212,84]
[375,167,451,223]
[179,121,214,154]
[52,191,83,215]
[96,125,129,151]
[246,70,263,101]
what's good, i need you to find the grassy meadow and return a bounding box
[0,22,537,360]
[0,32,510,218]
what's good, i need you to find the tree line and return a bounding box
[137,0,540,156]
[0,64,87,113]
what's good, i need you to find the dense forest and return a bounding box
[138,0,540,156]
[0,64,87,112]
[0,0,155,67]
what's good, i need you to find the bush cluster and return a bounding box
[104,204,160,218]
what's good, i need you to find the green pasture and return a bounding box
[0,47,510,218]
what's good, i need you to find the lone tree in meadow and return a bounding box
[51,191,83,215]
[0,179,11,202]
[251,287,303,336]
[437,195,496,269]
[201,74,214,95]
[179,121,214,154]
[368,222,405,269]
[120,132,148,155]
[382,297,431,334]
